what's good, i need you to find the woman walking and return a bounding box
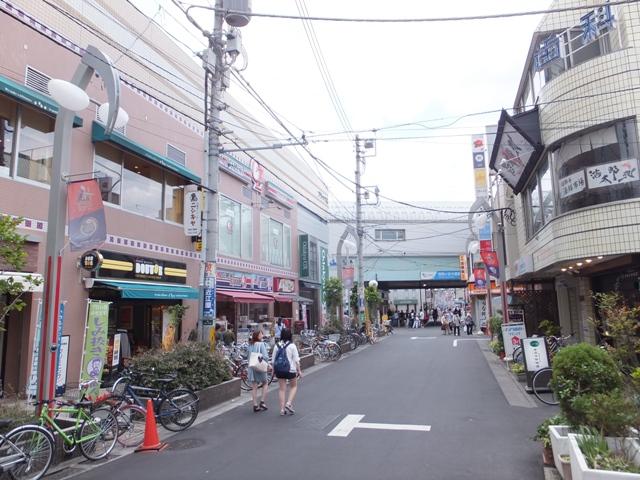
[272,328,302,416]
[248,330,270,412]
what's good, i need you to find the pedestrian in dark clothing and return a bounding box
[465,313,475,335]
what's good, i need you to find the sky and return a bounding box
[138,0,547,203]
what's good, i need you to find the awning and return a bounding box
[91,121,201,184]
[296,295,314,304]
[0,271,44,292]
[217,289,273,304]
[91,279,198,299]
[259,293,294,303]
[0,74,83,127]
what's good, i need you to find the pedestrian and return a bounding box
[272,328,302,416]
[452,313,461,336]
[443,309,452,335]
[465,313,475,335]
[247,330,270,412]
[416,309,424,328]
[274,318,283,341]
[432,308,439,325]
[423,309,429,327]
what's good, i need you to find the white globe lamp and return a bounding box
[369,279,378,289]
[48,79,90,112]
[97,103,129,129]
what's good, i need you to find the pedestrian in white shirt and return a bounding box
[272,328,302,416]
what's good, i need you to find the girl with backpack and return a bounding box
[272,328,302,416]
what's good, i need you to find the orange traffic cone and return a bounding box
[135,399,167,452]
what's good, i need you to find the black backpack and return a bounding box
[274,342,291,375]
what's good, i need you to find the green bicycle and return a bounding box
[36,398,118,461]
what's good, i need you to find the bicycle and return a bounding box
[92,392,146,448]
[36,398,118,461]
[110,370,199,432]
[531,367,559,405]
[0,420,55,480]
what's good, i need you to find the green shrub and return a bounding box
[570,391,639,436]
[534,414,568,449]
[577,427,640,473]
[538,319,561,337]
[510,362,525,374]
[320,318,343,335]
[222,330,235,346]
[132,342,232,391]
[551,343,622,425]
[489,339,503,355]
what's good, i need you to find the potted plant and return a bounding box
[568,428,640,480]
[510,362,526,382]
[535,415,568,467]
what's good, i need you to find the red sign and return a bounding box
[274,278,295,293]
[480,250,500,279]
[67,179,106,252]
[473,268,487,288]
[480,240,493,252]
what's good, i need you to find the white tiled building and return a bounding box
[489,0,640,342]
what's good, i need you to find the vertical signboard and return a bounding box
[80,301,110,399]
[320,246,328,323]
[472,134,488,199]
[183,185,201,236]
[67,179,107,251]
[458,255,468,281]
[500,322,527,360]
[54,303,65,394]
[27,300,43,398]
[521,337,551,390]
[112,333,122,367]
[55,335,69,396]
[299,234,309,278]
[202,261,216,325]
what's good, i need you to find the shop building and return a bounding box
[488,0,640,341]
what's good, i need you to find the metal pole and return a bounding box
[201,0,224,339]
[498,210,510,323]
[355,136,365,326]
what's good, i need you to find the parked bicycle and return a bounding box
[0,420,54,480]
[531,334,575,405]
[219,343,274,391]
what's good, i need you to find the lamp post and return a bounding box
[39,46,125,404]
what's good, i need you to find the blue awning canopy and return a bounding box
[0,74,83,127]
[92,279,198,300]
[91,121,201,184]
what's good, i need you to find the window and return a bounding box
[567,28,610,69]
[17,107,54,184]
[164,173,186,224]
[539,161,554,224]
[554,119,640,214]
[260,215,291,268]
[283,224,291,269]
[374,229,406,241]
[269,219,283,266]
[309,241,318,281]
[122,154,163,219]
[527,181,543,235]
[0,117,13,175]
[166,144,186,166]
[95,143,122,205]
[260,214,269,263]
[219,196,252,259]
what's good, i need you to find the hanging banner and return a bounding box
[480,251,500,279]
[27,300,43,398]
[472,134,488,199]
[67,179,107,252]
[54,302,65,394]
[183,186,202,236]
[473,268,487,288]
[202,261,216,325]
[342,265,354,288]
[112,333,122,367]
[80,301,110,399]
[458,255,468,282]
[55,336,69,396]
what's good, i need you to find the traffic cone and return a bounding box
[135,399,167,452]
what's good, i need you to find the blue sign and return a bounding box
[202,287,215,326]
[534,35,560,71]
[54,303,65,395]
[433,271,462,281]
[478,221,492,241]
[581,5,613,45]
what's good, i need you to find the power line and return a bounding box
[184,1,639,23]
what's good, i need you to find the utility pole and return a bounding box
[355,135,365,326]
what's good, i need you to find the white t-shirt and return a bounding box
[272,342,300,373]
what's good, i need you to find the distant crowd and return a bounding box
[389,306,475,336]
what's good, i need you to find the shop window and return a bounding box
[17,107,54,185]
[122,153,163,219]
[0,117,13,175]
[165,173,186,224]
[94,143,123,205]
[260,214,269,263]
[269,219,283,266]
[260,215,290,268]
[219,195,252,259]
[554,119,640,215]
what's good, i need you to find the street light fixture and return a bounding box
[38,46,125,405]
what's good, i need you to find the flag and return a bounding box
[481,250,500,279]
[474,268,487,288]
[67,179,106,251]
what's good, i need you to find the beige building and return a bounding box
[489,0,640,341]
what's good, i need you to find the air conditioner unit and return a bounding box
[98,176,112,193]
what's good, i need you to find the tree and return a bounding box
[365,285,382,323]
[323,277,344,323]
[0,216,38,330]
[349,285,359,317]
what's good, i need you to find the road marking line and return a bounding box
[328,414,431,437]
[453,340,458,347]
[410,336,436,340]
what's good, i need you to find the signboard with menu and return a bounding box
[501,322,527,360]
[521,337,551,391]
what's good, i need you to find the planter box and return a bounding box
[551,425,572,478]
[516,372,526,383]
[300,353,315,370]
[568,433,640,480]
[197,377,241,411]
[340,342,351,354]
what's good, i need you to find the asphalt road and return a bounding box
[71,328,552,480]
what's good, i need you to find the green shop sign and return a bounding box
[320,246,328,304]
[299,234,309,277]
[80,301,110,399]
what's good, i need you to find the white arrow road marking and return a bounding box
[410,336,436,340]
[328,415,431,437]
[453,339,458,347]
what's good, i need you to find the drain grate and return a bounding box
[295,413,340,431]
[167,438,206,450]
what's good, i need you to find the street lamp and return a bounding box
[38,46,126,404]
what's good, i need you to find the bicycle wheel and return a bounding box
[3,425,54,480]
[78,408,119,460]
[532,368,559,405]
[158,389,199,432]
[327,343,341,361]
[237,364,251,391]
[512,346,524,364]
[115,404,146,448]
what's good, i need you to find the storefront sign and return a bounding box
[534,35,560,71]
[67,179,107,251]
[80,301,110,399]
[459,255,468,281]
[183,186,201,236]
[219,153,251,183]
[215,269,273,292]
[203,262,216,324]
[97,251,187,285]
[480,251,500,279]
[299,234,310,278]
[320,246,328,305]
[251,160,265,193]
[501,322,527,360]
[586,158,638,189]
[508,308,525,323]
[80,250,103,272]
[274,278,295,293]
[522,337,551,389]
[472,135,488,199]
[581,4,613,44]
[55,335,69,396]
[112,333,121,367]
[474,268,487,288]
[559,170,586,198]
[265,181,295,209]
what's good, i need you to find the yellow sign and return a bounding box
[459,255,468,281]
[209,327,216,351]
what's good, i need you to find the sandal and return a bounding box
[285,403,295,415]
[259,401,268,411]
[253,405,260,413]
[280,409,286,416]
